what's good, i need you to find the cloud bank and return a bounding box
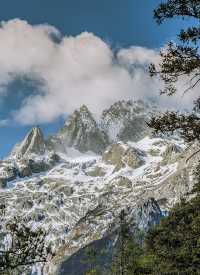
[0,19,198,125]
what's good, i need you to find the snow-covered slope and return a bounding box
[0,100,198,274]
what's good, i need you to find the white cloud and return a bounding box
[0,119,9,127]
[117,46,160,66]
[0,19,198,125]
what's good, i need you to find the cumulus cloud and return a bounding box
[0,19,198,125]
[117,46,160,66]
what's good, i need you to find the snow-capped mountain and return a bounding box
[46,100,156,155]
[101,100,154,142]
[11,126,47,158]
[0,100,198,274]
[47,105,109,154]
[0,127,60,186]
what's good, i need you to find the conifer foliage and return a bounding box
[149,0,200,142]
[110,210,145,275]
[143,162,200,274]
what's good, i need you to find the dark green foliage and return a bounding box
[146,2,200,273]
[139,161,200,274]
[149,0,200,143]
[154,0,200,24]
[145,197,200,273]
[150,42,200,96]
[82,246,102,274]
[192,161,200,194]
[85,269,101,275]
[148,111,200,142]
[110,210,147,275]
[59,235,114,275]
[150,0,200,95]
[81,175,200,274]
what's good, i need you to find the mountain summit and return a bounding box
[101,100,153,142]
[47,100,153,155]
[11,126,46,158]
[9,100,155,158]
[48,105,109,154]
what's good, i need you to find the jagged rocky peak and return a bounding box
[11,126,46,158]
[64,104,95,129]
[56,105,109,154]
[102,99,148,117]
[101,99,153,142]
[47,100,156,155]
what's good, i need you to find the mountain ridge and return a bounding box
[0,99,197,275]
[8,100,155,159]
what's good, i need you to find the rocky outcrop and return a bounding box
[86,166,106,177]
[107,176,133,192]
[161,143,183,165]
[1,153,61,180]
[7,125,61,178]
[133,198,163,231]
[17,159,33,177]
[0,162,18,188]
[16,154,60,177]
[103,142,145,171]
[46,136,65,154]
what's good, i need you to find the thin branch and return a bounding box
[186,148,200,163]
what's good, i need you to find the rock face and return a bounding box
[103,142,145,171]
[133,198,163,231]
[101,100,153,142]
[47,100,154,155]
[11,126,46,158]
[17,159,33,177]
[161,143,183,164]
[0,162,18,188]
[58,198,163,275]
[107,176,133,192]
[48,105,109,154]
[7,127,61,179]
[0,101,196,275]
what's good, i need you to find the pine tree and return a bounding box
[142,162,200,274]
[148,0,200,143]
[143,3,200,272]
[150,0,200,96]
[110,210,144,275]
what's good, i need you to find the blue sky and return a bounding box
[0,0,192,157]
[0,0,184,48]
